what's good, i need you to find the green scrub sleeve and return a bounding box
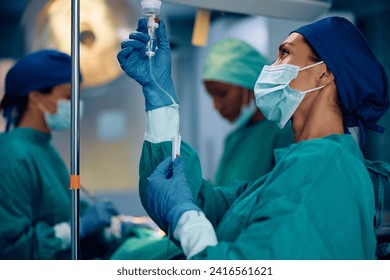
[139,140,249,237]
[0,163,66,259]
[0,205,64,260]
[0,222,64,259]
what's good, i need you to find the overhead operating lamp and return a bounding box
[31,0,136,87]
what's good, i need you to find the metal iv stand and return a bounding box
[70,0,81,260]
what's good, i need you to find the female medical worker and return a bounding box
[0,50,119,259]
[117,17,389,259]
[110,38,295,260]
[203,38,293,186]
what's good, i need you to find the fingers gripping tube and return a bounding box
[141,0,162,58]
[146,15,159,57]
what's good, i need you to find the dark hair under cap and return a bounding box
[293,16,389,146]
[1,49,81,130]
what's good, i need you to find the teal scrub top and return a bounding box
[111,120,293,260]
[215,120,293,186]
[0,128,71,259]
[139,134,377,259]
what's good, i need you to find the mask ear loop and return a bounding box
[36,102,50,114]
[302,84,327,94]
[297,61,327,94]
[299,61,324,72]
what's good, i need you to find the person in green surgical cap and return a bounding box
[202,38,294,185]
[0,50,124,260]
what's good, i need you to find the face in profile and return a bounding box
[34,83,72,114]
[204,80,247,123]
[272,33,323,92]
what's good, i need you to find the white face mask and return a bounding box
[234,99,257,128]
[254,61,326,128]
[44,99,84,131]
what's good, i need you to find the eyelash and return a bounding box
[281,49,289,57]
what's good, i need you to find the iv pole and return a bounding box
[70,0,81,260]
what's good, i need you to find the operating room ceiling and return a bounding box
[0,0,390,71]
[0,0,388,59]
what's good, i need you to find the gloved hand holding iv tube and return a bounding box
[117,2,217,259]
[146,157,201,232]
[117,16,179,111]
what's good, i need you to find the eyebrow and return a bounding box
[278,42,295,52]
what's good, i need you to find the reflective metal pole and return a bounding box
[70,0,81,260]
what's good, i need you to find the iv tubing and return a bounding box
[146,15,158,57]
[148,59,178,107]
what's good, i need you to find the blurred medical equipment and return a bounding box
[80,186,160,237]
[27,0,135,87]
[141,0,161,58]
[163,0,331,21]
[79,201,119,239]
[79,185,162,259]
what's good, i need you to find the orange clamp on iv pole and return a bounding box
[70,175,80,190]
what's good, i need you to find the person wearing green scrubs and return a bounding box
[110,38,294,260]
[202,38,293,185]
[0,50,121,259]
[118,17,389,259]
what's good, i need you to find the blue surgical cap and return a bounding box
[293,17,389,146]
[2,49,81,127]
[202,38,268,90]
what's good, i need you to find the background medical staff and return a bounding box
[0,50,121,259]
[202,38,293,185]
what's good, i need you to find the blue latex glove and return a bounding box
[146,156,201,231]
[117,18,178,111]
[79,201,119,239]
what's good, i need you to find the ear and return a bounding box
[318,64,334,85]
[28,91,41,103]
[28,91,50,113]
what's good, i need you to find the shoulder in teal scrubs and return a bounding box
[0,128,71,259]
[215,120,293,186]
[138,134,376,259]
